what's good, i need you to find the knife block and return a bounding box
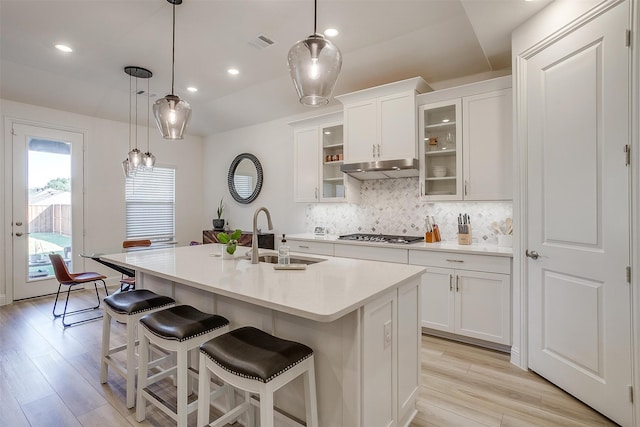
[457,226,472,245]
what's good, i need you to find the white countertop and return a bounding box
[101,244,425,323]
[286,233,513,257]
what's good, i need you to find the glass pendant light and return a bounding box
[154,0,191,139]
[142,76,156,169]
[124,66,153,176]
[288,0,342,106]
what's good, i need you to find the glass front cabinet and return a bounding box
[419,99,463,200]
[292,112,359,203]
[321,123,345,199]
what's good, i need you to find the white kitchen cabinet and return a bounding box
[293,126,320,202]
[410,250,511,346]
[291,112,359,203]
[287,239,334,256]
[418,77,512,201]
[337,77,430,163]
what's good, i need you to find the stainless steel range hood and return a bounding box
[340,158,419,180]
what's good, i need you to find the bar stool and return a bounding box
[136,305,230,427]
[197,326,318,427]
[100,289,175,408]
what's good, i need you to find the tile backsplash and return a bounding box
[305,177,512,244]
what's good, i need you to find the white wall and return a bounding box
[203,117,307,237]
[1,99,204,303]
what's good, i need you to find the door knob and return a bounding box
[525,250,540,260]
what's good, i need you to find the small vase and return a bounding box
[213,219,225,231]
[222,244,236,259]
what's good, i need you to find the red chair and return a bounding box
[50,253,108,327]
[119,239,151,291]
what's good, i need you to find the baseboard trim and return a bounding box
[421,328,511,354]
[0,294,7,306]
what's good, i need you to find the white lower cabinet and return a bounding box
[410,251,511,346]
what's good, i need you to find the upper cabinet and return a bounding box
[336,77,431,163]
[418,76,513,201]
[291,112,360,203]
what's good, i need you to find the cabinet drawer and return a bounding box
[288,240,334,256]
[335,244,408,263]
[409,250,510,274]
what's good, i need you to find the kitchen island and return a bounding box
[101,243,425,427]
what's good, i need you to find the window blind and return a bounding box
[125,167,175,242]
[234,174,253,198]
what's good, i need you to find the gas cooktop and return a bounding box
[337,233,424,244]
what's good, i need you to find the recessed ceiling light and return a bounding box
[187,87,198,92]
[442,119,450,123]
[324,131,331,134]
[55,44,72,53]
[324,28,339,38]
[227,68,240,75]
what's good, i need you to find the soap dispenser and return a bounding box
[278,234,290,265]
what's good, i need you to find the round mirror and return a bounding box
[228,153,263,204]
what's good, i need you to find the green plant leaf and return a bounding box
[230,229,242,240]
[217,233,230,244]
[226,243,236,254]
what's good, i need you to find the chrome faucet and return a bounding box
[252,207,273,264]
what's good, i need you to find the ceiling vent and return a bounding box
[248,34,276,50]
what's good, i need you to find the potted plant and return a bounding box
[217,229,242,259]
[213,198,225,230]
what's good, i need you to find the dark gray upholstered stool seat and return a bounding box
[200,326,313,383]
[197,326,318,427]
[104,289,175,315]
[100,289,175,409]
[139,304,229,341]
[136,305,230,427]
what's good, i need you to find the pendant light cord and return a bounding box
[134,74,138,150]
[171,1,176,95]
[128,73,132,151]
[147,77,150,153]
[313,0,317,35]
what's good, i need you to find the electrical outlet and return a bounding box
[383,320,392,349]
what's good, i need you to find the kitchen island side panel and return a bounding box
[139,271,361,426]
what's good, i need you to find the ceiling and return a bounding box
[0,0,552,137]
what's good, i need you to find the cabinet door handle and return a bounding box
[446,259,464,263]
[456,275,460,292]
[449,274,453,291]
[464,180,468,196]
[315,187,318,200]
[377,144,381,158]
[298,245,310,249]
[372,144,376,158]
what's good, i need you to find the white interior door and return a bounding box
[11,123,85,300]
[525,2,632,425]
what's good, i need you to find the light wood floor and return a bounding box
[0,289,619,427]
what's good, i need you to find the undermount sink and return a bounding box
[257,254,326,265]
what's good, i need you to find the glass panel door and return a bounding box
[12,123,84,300]
[420,100,462,200]
[320,123,345,200]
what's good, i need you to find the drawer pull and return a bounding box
[298,245,310,249]
[456,275,460,292]
[446,259,464,263]
[449,274,453,291]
